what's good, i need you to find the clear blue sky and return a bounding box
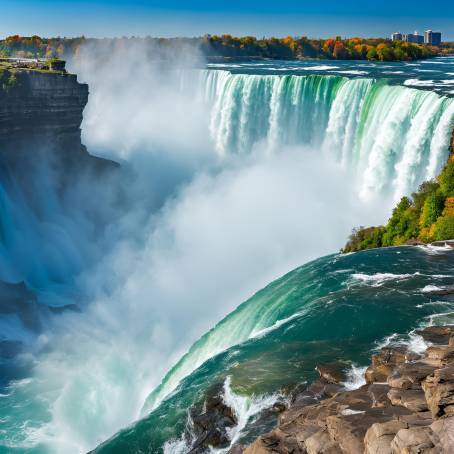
[1,0,453,40]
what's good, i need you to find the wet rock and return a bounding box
[228,445,246,454]
[244,428,305,454]
[415,326,454,345]
[188,382,237,453]
[405,239,425,246]
[315,363,347,384]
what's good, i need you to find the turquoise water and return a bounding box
[205,56,454,96]
[94,245,454,453]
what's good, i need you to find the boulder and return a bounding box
[188,382,237,453]
[364,420,408,454]
[366,348,408,384]
[422,366,454,419]
[304,430,340,454]
[425,346,454,365]
[390,427,435,453]
[415,326,454,345]
[430,417,454,452]
[368,383,392,408]
[387,388,428,412]
[387,363,437,390]
[315,363,348,385]
[244,428,305,454]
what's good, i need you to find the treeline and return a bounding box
[202,35,440,61]
[0,34,448,62]
[343,156,454,253]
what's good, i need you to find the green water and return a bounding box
[94,245,454,453]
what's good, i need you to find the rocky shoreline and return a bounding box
[239,325,454,454]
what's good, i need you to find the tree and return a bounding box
[433,216,454,240]
[420,191,444,227]
[438,158,454,196]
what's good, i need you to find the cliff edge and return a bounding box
[0,67,115,173]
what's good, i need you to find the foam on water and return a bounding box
[341,365,367,391]
[350,272,416,286]
[421,285,444,292]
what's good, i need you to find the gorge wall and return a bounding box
[0,68,117,351]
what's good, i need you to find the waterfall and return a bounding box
[138,69,454,414]
[198,70,454,201]
[2,63,454,454]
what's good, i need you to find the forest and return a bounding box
[0,34,452,61]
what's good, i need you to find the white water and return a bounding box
[195,70,454,201]
[163,376,279,453]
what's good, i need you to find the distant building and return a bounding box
[424,30,442,46]
[391,32,403,41]
[404,32,424,44]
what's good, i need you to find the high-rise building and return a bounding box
[404,32,424,44]
[391,32,403,41]
[424,30,442,46]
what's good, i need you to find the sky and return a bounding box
[1,0,453,39]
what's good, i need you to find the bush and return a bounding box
[433,216,454,240]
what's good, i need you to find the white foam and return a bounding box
[301,65,339,71]
[351,272,415,286]
[332,70,369,75]
[418,244,453,254]
[341,365,367,391]
[421,285,444,293]
[407,332,428,354]
[250,312,302,339]
[163,437,191,454]
[374,333,399,350]
[404,79,436,87]
[222,376,280,447]
[341,408,365,415]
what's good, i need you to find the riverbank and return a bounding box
[243,324,454,453]
[342,153,454,253]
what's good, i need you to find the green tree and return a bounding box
[438,159,454,196]
[420,191,444,227]
[433,216,454,240]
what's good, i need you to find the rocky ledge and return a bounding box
[241,325,454,454]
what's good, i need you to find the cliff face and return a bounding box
[0,69,115,182]
[0,71,87,139]
[0,69,117,339]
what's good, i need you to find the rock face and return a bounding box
[239,325,454,454]
[0,69,114,174]
[0,71,87,142]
